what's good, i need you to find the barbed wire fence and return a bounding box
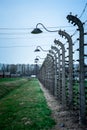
[38,11,87,125]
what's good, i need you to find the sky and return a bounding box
[0,0,87,64]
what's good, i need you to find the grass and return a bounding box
[0,77,20,82]
[0,78,55,130]
[65,79,87,110]
[0,78,27,99]
[73,80,87,110]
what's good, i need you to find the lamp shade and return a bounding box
[31,28,43,34]
[35,58,39,61]
[34,48,40,52]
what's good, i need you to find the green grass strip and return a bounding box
[0,78,55,130]
[0,78,28,99]
[0,78,20,82]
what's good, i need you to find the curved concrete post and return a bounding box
[49,49,57,96]
[58,30,73,107]
[67,14,86,124]
[39,58,47,86]
[54,39,66,107]
[47,53,55,95]
[51,46,61,100]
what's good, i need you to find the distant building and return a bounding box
[0,63,40,78]
[0,72,3,78]
[4,72,11,78]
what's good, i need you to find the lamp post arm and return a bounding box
[36,23,59,33]
[37,46,49,52]
[36,56,45,59]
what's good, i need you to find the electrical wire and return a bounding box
[70,3,87,38]
[0,27,32,30]
[0,45,36,48]
[0,3,86,36]
[71,30,78,37]
[79,3,87,18]
[0,25,75,30]
[0,32,29,35]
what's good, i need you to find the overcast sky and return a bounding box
[0,0,87,64]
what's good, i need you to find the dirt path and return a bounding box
[39,82,87,130]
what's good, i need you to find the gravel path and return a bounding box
[39,82,87,130]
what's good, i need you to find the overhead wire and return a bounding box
[0,32,29,35]
[0,3,86,35]
[70,2,87,38]
[0,45,35,48]
[79,3,87,19]
[0,3,87,50]
[0,25,76,30]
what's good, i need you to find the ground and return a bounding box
[39,82,87,130]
